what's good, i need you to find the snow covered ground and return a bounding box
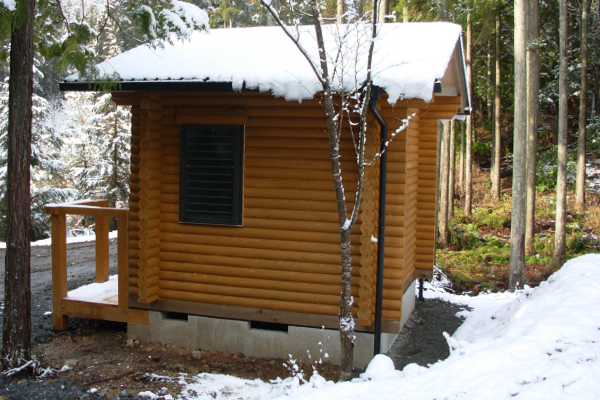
[135,254,600,400]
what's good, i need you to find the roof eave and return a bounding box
[59,80,256,92]
[454,35,471,116]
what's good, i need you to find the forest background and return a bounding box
[0,0,599,293]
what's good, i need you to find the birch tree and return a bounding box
[258,0,379,380]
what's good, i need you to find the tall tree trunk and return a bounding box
[492,10,502,200]
[575,0,589,209]
[487,42,493,121]
[525,0,540,256]
[337,0,343,23]
[552,0,569,269]
[438,0,447,20]
[459,119,465,194]
[464,11,473,217]
[2,0,36,371]
[378,0,388,22]
[403,4,409,22]
[509,0,527,290]
[449,119,457,221]
[438,121,450,248]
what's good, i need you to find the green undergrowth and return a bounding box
[437,192,600,293]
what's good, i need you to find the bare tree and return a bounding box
[258,0,379,380]
[525,0,540,255]
[509,0,527,290]
[576,0,590,210]
[464,10,473,217]
[2,0,36,371]
[551,0,569,269]
[491,9,502,200]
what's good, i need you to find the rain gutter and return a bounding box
[368,86,387,356]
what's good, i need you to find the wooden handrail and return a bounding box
[44,200,130,330]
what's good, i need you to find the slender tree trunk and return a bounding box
[552,0,569,269]
[449,119,457,221]
[576,0,589,209]
[492,11,502,200]
[459,119,465,193]
[403,4,409,22]
[438,121,450,248]
[337,0,343,23]
[378,0,388,22]
[509,0,527,290]
[267,0,281,25]
[438,0,447,20]
[487,43,493,121]
[464,11,473,217]
[525,0,540,256]
[2,0,36,371]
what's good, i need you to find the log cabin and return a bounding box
[49,22,470,368]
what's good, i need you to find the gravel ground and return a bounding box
[386,297,467,370]
[0,241,466,399]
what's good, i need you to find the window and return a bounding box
[179,125,244,225]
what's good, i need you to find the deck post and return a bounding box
[95,215,110,283]
[51,212,68,330]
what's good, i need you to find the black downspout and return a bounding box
[368,86,387,356]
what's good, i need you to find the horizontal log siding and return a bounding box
[137,94,162,303]
[357,111,380,325]
[415,96,462,271]
[150,92,403,322]
[381,105,412,326]
[129,106,141,296]
[401,109,420,288]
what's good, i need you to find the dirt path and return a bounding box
[0,240,119,299]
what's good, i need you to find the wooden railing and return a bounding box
[44,199,147,330]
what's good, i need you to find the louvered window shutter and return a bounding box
[179,125,244,225]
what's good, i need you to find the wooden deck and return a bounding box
[44,200,148,330]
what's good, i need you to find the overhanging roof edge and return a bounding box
[59,81,256,92]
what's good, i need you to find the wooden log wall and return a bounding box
[415,96,463,273]
[127,101,141,297]
[356,112,380,326]
[113,90,462,333]
[137,94,163,303]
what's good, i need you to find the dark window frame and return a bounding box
[179,124,244,226]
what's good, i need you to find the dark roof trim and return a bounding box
[59,80,257,92]
[455,35,471,116]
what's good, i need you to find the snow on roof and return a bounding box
[68,22,463,104]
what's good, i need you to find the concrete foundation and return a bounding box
[129,280,417,369]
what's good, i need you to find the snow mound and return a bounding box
[153,254,600,400]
